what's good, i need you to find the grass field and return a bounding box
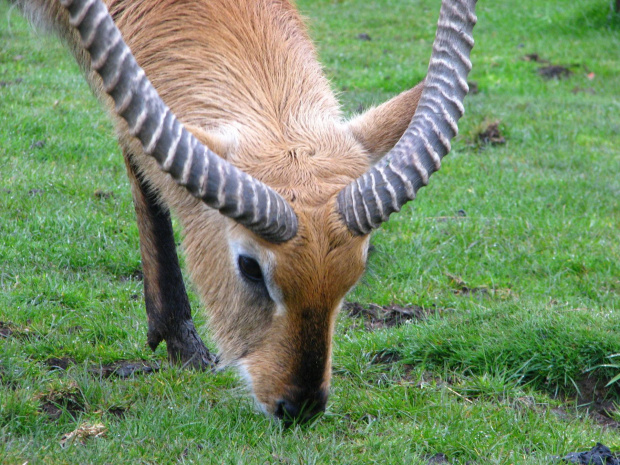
[1,0,620,463]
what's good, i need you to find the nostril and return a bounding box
[274,399,301,421]
[274,395,326,425]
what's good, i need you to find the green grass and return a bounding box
[1,0,620,463]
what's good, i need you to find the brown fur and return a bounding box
[349,84,425,162]
[15,0,424,416]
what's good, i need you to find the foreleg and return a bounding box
[124,153,216,370]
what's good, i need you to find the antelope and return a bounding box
[11,0,477,422]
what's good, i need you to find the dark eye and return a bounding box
[238,255,263,283]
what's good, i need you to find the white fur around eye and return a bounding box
[228,239,286,314]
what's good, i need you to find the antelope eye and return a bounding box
[238,255,264,283]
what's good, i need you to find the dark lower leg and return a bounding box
[124,154,215,369]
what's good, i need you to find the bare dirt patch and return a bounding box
[90,360,160,379]
[344,301,442,330]
[0,321,13,338]
[426,453,452,464]
[446,273,490,297]
[0,321,35,340]
[446,273,515,299]
[521,53,574,81]
[522,53,550,64]
[572,376,620,428]
[105,406,129,418]
[538,65,573,80]
[45,357,76,371]
[369,348,402,365]
[477,120,506,147]
[42,357,159,379]
[93,189,114,200]
[544,376,620,429]
[37,382,86,421]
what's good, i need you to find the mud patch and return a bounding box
[446,274,489,297]
[521,53,574,80]
[41,357,159,379]
[548,376,620,428]
[89,360,160,379]
[345,301,440,330]
[369,348,402,365]
[37,382,86,420]
[522,53,549,63]
[356,32,372,41]
[94,189,114,200]
[572,376,620,428]
[554,443,620,464]
[0,321,35,340]
[0,321,13,338]
[426,454,452,464]
[477,120,506,147]
[45,357,76,371]
[446,274,515,299]
[106,406,129,418]
[538,65,573,80]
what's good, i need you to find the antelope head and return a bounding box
[59,0,477,422]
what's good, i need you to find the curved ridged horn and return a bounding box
[59,0,298,243]
[337,0,477,235]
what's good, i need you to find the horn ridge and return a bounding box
[338,0,477,235]
[60,0,298,243]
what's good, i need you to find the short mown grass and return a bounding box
[1,0,619,463]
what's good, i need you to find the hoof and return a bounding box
[147,319,217,371]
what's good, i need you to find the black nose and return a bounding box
[274,390,327,425]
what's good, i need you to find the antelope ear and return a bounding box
[184,124,239,160]
[347,81,424,164]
